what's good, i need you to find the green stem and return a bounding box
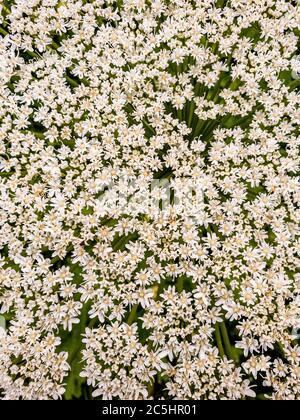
[176,276,184,293]
[177,108,183,121]
[0,315,6,330]
[193,118,206,138]
[65,74,79,87]
[187,100,196,127]
[142,118,155,135]
[0,26,8,36]
[215,323,225,358]
[194,81,201,96]
[220,321,238,362]
[51,40,60,49]
[147,380,154,398]
[127,304,138,325]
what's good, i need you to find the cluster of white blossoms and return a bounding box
[0,0,300,400]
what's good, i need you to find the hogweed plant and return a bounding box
[0,0,300,400]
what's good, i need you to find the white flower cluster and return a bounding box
[0,0,299,400]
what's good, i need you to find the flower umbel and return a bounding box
[0,0,300,400]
